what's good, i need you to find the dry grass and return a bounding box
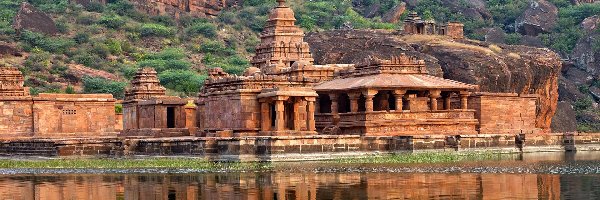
[489,44,502,53]
[508,52,522,59]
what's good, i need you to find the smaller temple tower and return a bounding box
[121,68,191,136]
[0,66,29,96]
[125,68,166,100]
[250,0,314,73]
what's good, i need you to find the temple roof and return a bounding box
[314,54,478,91]
[314,73,477,91]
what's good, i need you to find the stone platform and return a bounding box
[0,133,599,161]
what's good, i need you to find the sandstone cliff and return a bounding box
[306,30,562,132]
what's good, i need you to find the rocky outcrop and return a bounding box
[12,2,58,35]
[571,0,598,5]
[482,28,506,44]
[128,0,242,18]
[551,101,577,132]
[572,16,600,77]
[382,2,406,23]
[516,0,558,36]
[306,30,562,132]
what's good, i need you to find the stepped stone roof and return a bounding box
[0,66,29,96]
[314,54,477,91]
[125,68,166,100]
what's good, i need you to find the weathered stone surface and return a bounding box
[128,0,241,18]
[571,16,600,77]
[305,30,562,132]
[516,0,558,36]
[381,2,406,23]
[12,2,58,35]
[483,28,506,44]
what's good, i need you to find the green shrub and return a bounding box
[505,33,522,45]
[185,23,217,38]
[144,48,186,60]
[115,104,123,114]
[137,59,191,72]
[98,14,125,29]
[82,76,126,99]
[73,32,90,44]
[20,31,75,54]
[198,40,235,56]
[85,1,105,12]
[24,50,52,72]
[140,23,174,37]
[158,70,207,96]
[76,15,97,25]
[106,0,135,16]
[65,85,76,94]
[573,97,593,111]
[151,15,176,26]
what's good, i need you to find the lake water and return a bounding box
[1,152,600,200]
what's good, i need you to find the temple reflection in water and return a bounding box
[0,172,568,200]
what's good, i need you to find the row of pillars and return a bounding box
[321,89,470,115]
[260,97,316,132]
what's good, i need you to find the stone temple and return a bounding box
[196,0,539,137]
[0,0,548,159]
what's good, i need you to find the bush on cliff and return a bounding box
[140,23,175,38]
[158,70,207,96]
[82,76,126,99]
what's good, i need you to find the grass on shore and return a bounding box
[0,152,510,170]
[0,158,273,171]
[332,151,509,164]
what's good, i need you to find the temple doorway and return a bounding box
[167,107,175,128]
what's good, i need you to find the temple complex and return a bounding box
[197,0,538,137]
[403,12,465,39]
[0,0,549,157]
[121,68,193,137]
[0,66,117,138]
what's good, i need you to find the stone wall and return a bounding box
[469,93,539,134]
[3,133,599,159]
[0,97,33,137]
[32,94,117,137]
[201,91,261,135]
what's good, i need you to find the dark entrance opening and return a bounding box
[167,107,175,128]
[271,104,276,128]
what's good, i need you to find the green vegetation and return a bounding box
[82,76,127,99]
[0,158,273,171]
[332,151,508,164]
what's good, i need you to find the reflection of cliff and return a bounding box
[0,173,564,200]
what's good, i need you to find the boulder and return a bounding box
[382,2,406,23]
[515,0,558,36]
[483,28,506,44]
[306,30,562,132]
[12,2,58,35]
[520,35,545,48]
[571,16,600,76]
[550,101,578,132]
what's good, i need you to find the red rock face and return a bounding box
[516,0,558,36]
[305,30,562,132]
[127,0,241,18]
[12,2,58,35]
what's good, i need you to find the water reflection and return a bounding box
[0,152,599,200]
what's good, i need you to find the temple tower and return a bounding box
[125,68,166,100]
[250,0,314,73]
[0,66,29,96]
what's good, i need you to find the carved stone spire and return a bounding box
[0,66,29,96]
[250,0,314,73]
[125,68,166,100]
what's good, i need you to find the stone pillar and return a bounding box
[443,93,452,110]
[329,93,338,115]
[275,100,285,131]
[293,98,300,131]
[306,98,316,132]
[393,90,406,111]
[429,90,441,111]
[460,91,470,110]
[363,90,377,112]
[260,101,271,131]
[348,93,361,113]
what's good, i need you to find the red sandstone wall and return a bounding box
[469,93,538,134]
[203,92,261,134]
[33,99,116,137]
[122,104,138,130]
[128,0,235,18]
[0,98,33,137]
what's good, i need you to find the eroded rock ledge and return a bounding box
[305,30,562,132]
